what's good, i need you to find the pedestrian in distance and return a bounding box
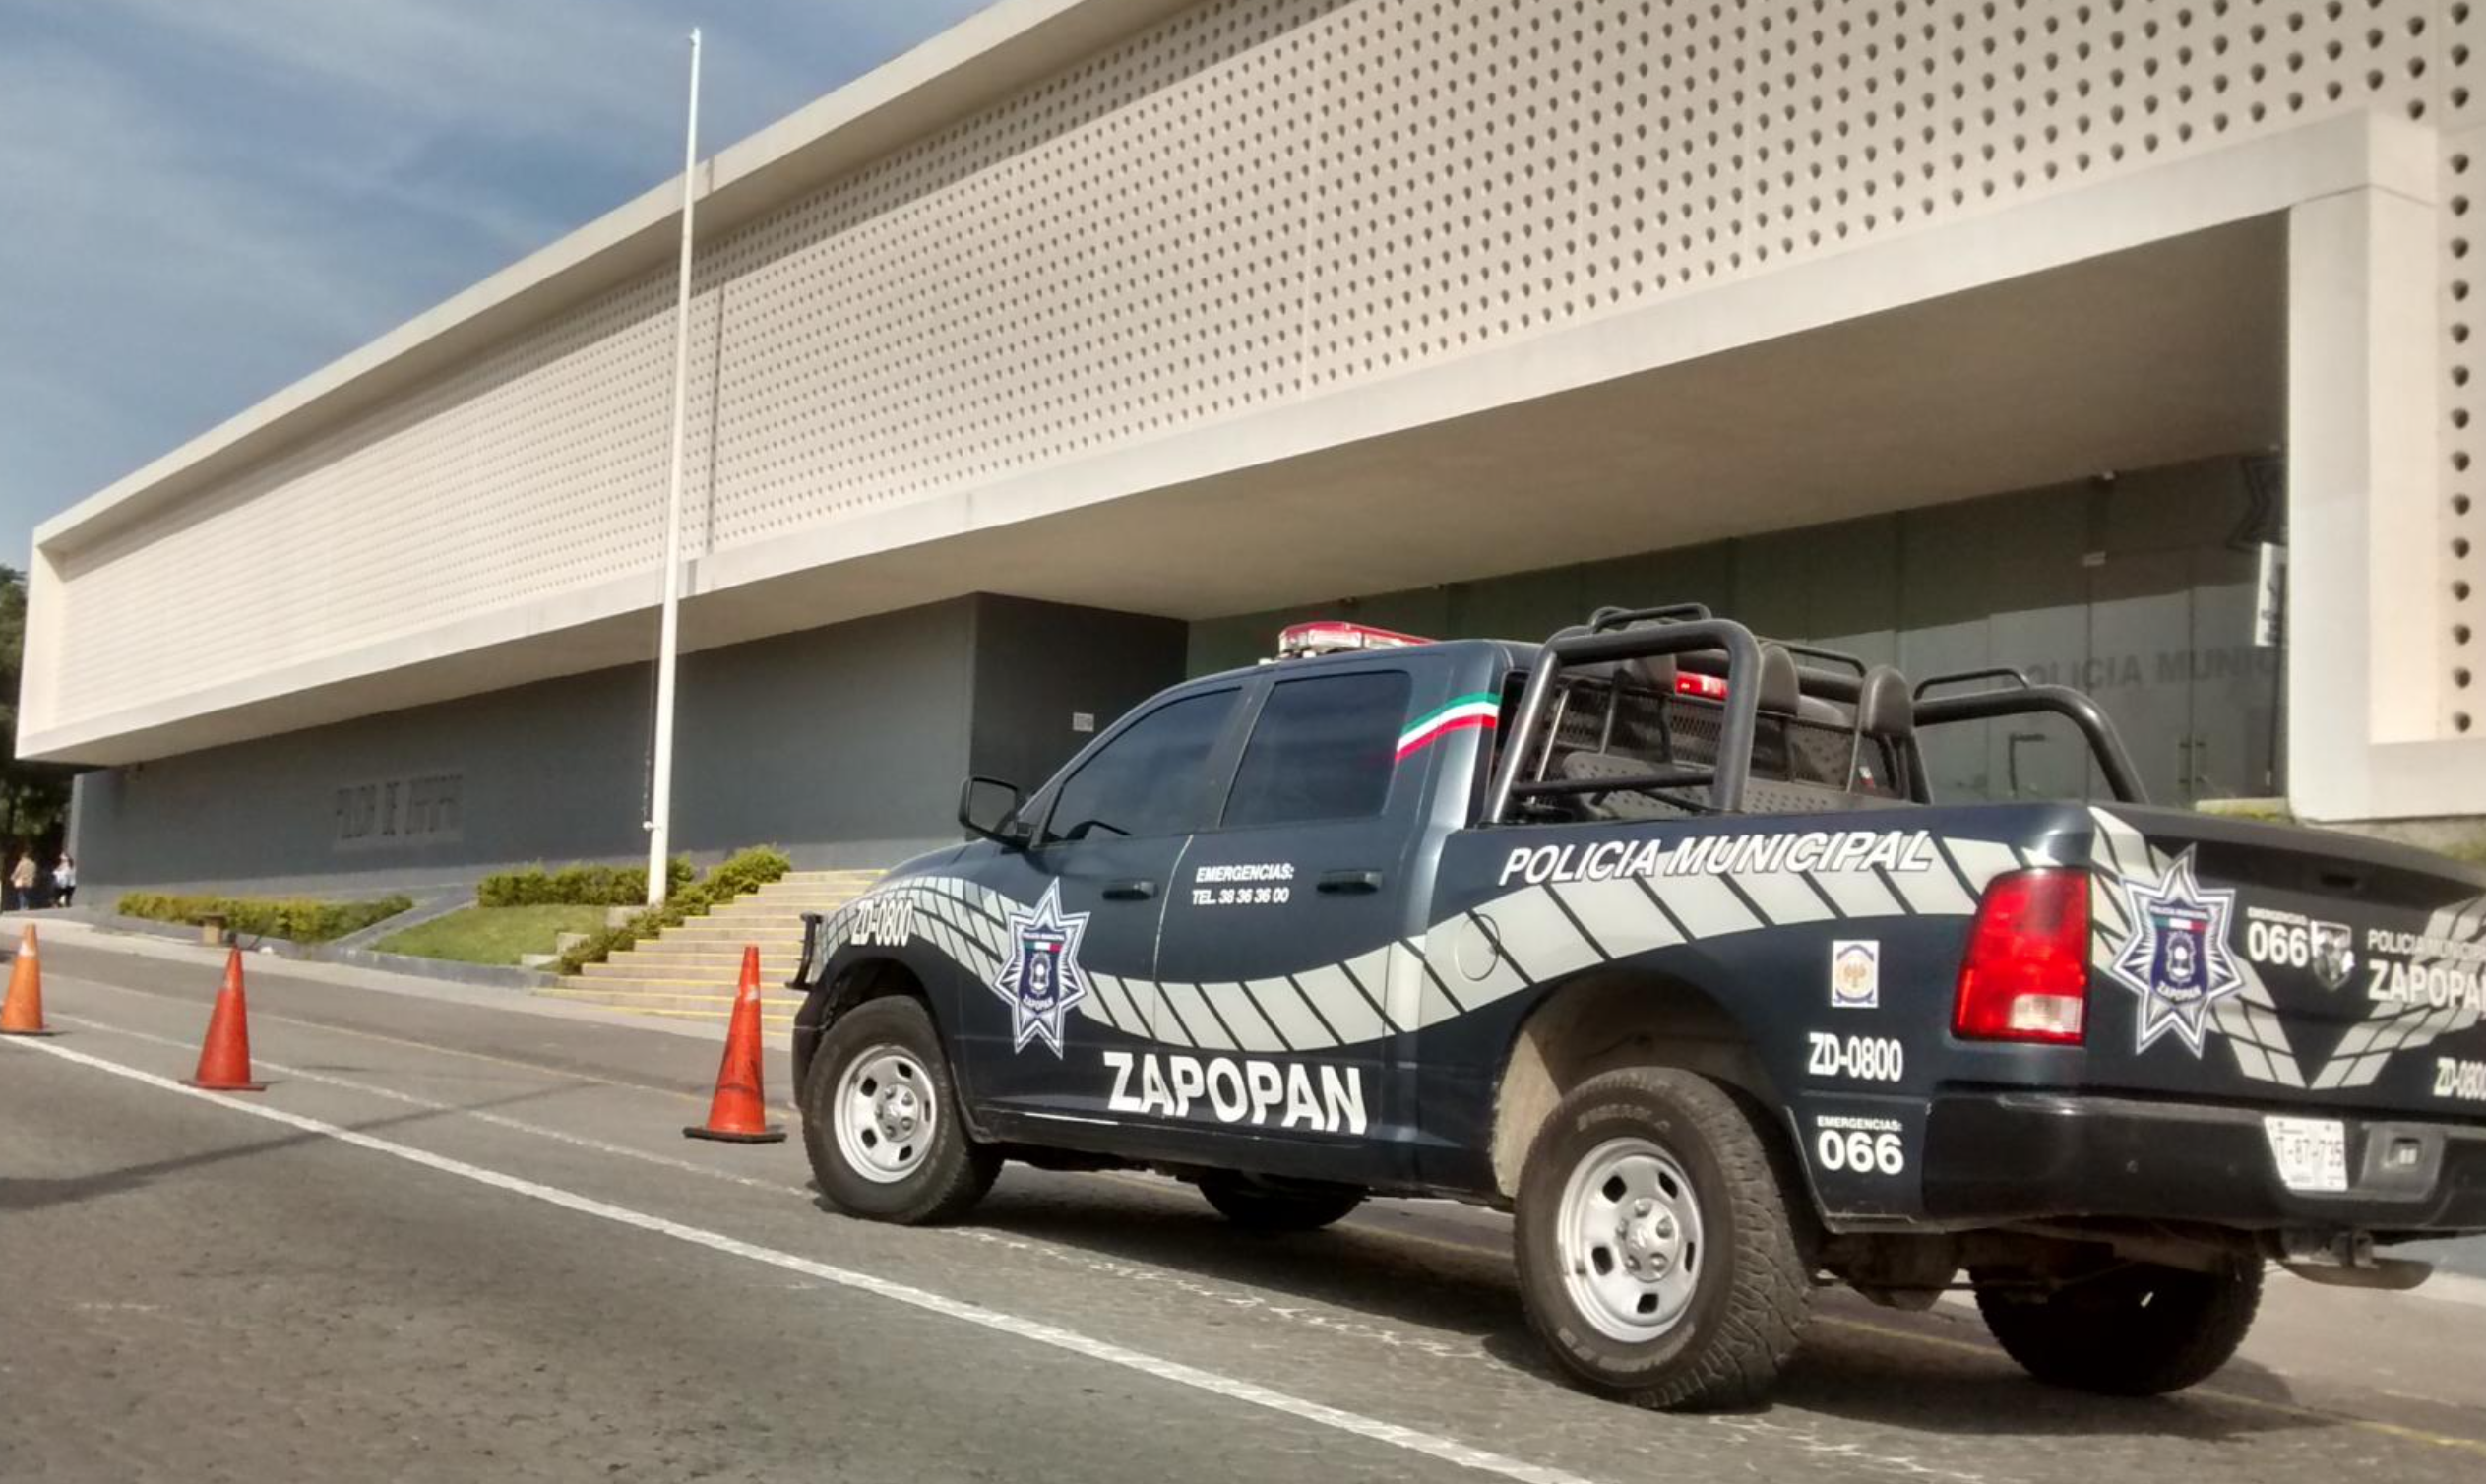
[52,854,76,909]
[7,851,32,912]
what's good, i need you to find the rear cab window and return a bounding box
[1221,670,1414,829]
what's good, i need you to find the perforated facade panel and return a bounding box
[41,0,2486,741]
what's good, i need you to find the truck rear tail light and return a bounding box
[1953,868,2089,1045]
[1673,671,1728,701]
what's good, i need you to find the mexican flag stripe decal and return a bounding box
[1397,693,1500,760]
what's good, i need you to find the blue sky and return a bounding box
[0,0,994,569]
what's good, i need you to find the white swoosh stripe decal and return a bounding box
[824,837,2000,1052]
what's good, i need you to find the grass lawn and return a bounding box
[374,904,613,966]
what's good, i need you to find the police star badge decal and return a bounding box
[2101,848,2244,1057]
[992,881,1091,1056]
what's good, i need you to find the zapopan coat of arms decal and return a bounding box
[2101,847,2245,1056]
[991,881,1091,1056]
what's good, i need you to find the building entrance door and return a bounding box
[2053,545,2282,808]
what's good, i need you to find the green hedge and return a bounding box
[555,845,792,975]
[116,892,416,944]
[476,857,695,908]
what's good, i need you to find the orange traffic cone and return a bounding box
[0,924,56,1036]
[685,945,785,1144]
[185,949,268,1092]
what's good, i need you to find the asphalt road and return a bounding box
[5,930,2484,1484]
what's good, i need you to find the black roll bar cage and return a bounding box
[1911,667,2030,700]
[1776,665,2145,805]
[1586,602,1714,631]
[1905,668,2148,804]
[1484,623,2148,819]
[1485,618,1764,822]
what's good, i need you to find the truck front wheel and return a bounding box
[802,995,999,1224]
[1514,1068,1812,1410]
[1973,1261,2262,1396]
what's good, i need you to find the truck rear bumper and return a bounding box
[1919,1091,2486,1233]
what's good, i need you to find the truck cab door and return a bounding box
[963,684,1244,1127]
[1148,659,1460,1181]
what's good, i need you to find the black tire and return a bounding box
[800,996,998,1224]
[1973,1261,2263,1396]
[1197,1172,1366,1232]
[1514,1068,1812,1411]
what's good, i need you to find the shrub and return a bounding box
[477,857,694,908]
[114,892,415,943]
[553,844,792,974]
[707,844,792,899]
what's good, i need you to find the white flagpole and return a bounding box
[646,28,703,907]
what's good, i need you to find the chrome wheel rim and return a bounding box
[1555,1136,1705,1342]
[833,1046,935,1184]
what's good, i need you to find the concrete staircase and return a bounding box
[541,869,881,1028]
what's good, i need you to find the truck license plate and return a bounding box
[2263,1116,2349,1194]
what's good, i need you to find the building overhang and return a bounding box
[26,110,2425,767]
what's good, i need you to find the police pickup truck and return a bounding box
[789,606,2486,1410]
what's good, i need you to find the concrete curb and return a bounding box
[308,944,557,991]
[41,911,557,991]
[329,889,470,953]
[22,911,211,948]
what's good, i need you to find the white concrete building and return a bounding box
[25,0,2486,895]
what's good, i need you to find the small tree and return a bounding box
[0,567,72,851]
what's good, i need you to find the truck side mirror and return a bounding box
[958,775,1028,847]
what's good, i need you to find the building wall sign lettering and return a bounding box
[334,773,464,851]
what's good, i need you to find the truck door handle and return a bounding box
[1317,869,1384,895]
[1102,880,1157,901]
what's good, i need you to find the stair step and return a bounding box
[531,869,880,1018]
[749,897,861,909]
[574,975,803,993]
[579,958,783,978]
[559,971,772,987]
[556,1004,796,1024]
[586,957,803,974]
[546,985,801,1004]
[599,960,800,976]
[572,964,799,979]
[641,929,805,944]
[604,955,805,971]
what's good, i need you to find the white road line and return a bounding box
[46,1011,1503,1363]
[47,1012,804,1196]
[6,1035,1594,1484]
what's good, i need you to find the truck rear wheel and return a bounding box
[1973,1261,2262,1396]
[801,995,999,1224]
[1514,1068,1812,1411]
[1197,1172,1365,1232]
